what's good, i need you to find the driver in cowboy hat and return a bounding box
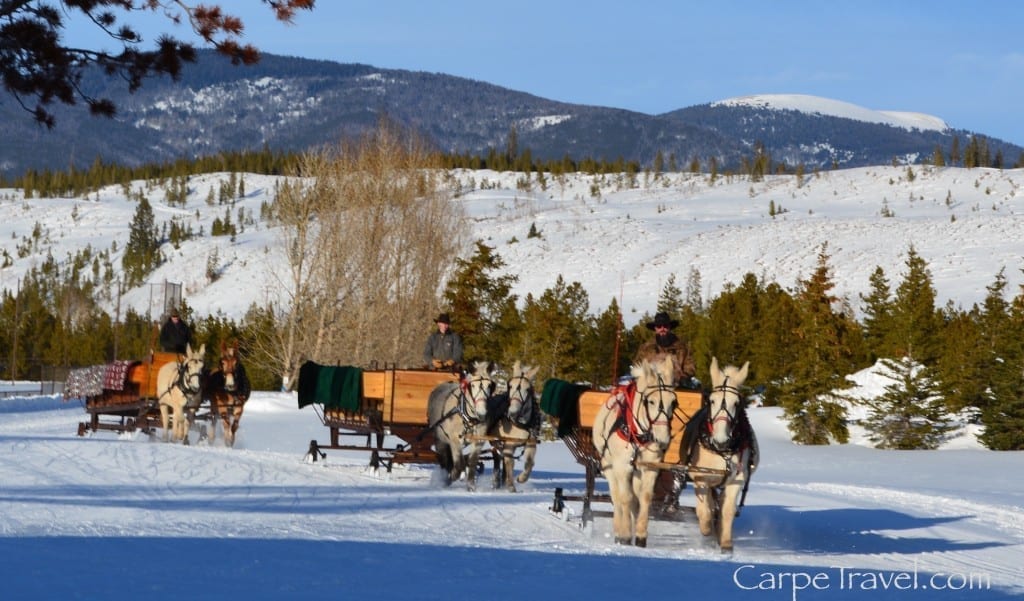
[423,313,464,371]
[634,311,696,388]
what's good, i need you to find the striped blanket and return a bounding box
[64,360,140,400]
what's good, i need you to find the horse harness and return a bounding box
[606,375,677,449]
[423,373,495,440]
[161,355,203,401]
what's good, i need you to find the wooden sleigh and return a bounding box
[67,352,180,437]
[298,362,461,471]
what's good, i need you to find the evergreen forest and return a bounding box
[3,149,1024,451]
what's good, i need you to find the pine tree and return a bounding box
[514,276,590,383]
[978,278,1024,449]
[653,150,664,177]
[706,273,761,369]
[684,266,703,314]
[442,241,519,366]
[772,244,859,444]
[121,197,161,288]
[891,246,941,364]
[860,357,955,449]
[656,273,683,317]
[581,297,627,387]
[935,304,987,414]
[748,281,801,393]
[860,266,896,360]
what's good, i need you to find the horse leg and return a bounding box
[605,466,632,545]
[515,439,536,484]
[159,402,171,442]
[216,409,229,446]
[174,405,187,443]
[694,483,714,537]
[633,468,658,547]
[627,486,640,546]
[434,439,454,486]
[503,445,516,492]
[228,405,243,447]
[718,482,741,552]
[214,404,228,447]
[465,437,480,492]
[181,406,194,445]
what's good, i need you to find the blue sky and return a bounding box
[67,1,1024,145]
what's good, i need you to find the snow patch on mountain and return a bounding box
[713,94,949,133]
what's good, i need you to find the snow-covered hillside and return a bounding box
[2,165,1024,325]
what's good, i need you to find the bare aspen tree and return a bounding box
[252,121,467,388]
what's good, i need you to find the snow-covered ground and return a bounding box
[0,387,1021,600]
[2,166,1024,599]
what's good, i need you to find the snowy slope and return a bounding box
[2,165,1023,328]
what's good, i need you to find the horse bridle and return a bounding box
[220,356,238,392]
[161,356,202,401]
[626,375,678,446]
[506,376,536,427]
[703,376,743,454]
[457,374,493,424]
[178,357,204,396]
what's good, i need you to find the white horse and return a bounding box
[486,360,540,492]
[426,361,495,490]
[157,343,206,443]
[687,357,757,553]
[592,356,678,547]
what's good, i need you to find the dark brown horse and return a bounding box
[205,340,251,447]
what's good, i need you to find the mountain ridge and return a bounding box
[1,52,1020,177]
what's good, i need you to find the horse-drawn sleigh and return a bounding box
[541,356,758,552]
[65,340,251,447]
[298,359,542,491]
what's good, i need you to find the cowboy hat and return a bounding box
[434,313,451,324]
[646,311,678,330]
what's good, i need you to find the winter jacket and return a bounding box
[423,330,464,368]
[159,319,191,354]
[635,332,696,387]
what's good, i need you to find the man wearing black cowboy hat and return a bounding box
[423,313,464,371]
[634,311,696,387]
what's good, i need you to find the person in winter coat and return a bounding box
[159,308,192,354]
[634,311,696,388]
[423,313,464,371]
